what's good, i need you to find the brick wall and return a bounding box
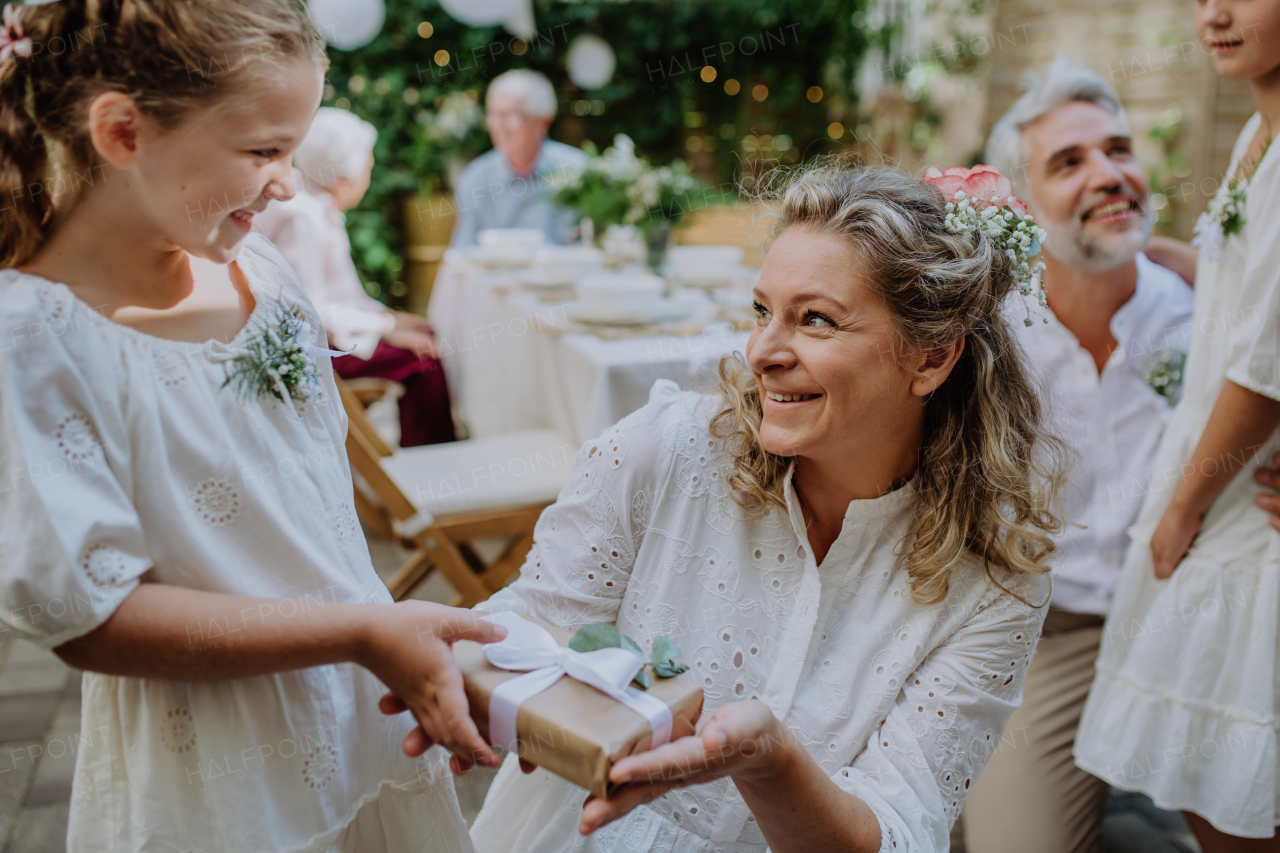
[980,0,1255,238]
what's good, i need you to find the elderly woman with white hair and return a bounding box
[257,107,456,446]
[450,69,584,247]
[381,163,1069,852]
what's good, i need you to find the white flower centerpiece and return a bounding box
[554,134,705,269]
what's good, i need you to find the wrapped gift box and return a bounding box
[453,615,705,798]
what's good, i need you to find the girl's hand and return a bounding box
[378,686,539,775]
[1150,501,1204,579]
[358,601,505,770]
[1253,451,1280,532]
[578,700,790,835]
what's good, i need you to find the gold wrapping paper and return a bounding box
[453,616,705,798]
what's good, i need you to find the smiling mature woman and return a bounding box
[713,166,1063,604]
[459,165,1069,853]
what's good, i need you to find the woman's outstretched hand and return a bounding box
[358,601,505,772]
[578,699,790,835]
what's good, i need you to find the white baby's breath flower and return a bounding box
[426,91,483,143]
[1143,349,1187,404]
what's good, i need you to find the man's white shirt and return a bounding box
[1012,253,1194,615]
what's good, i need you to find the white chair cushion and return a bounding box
[382,430,576,518]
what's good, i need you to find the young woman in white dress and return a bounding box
[0,3,504,851]
[1074,1,1280,849]
[383,166,1069,852]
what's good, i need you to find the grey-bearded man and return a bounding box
[961,56,1195,853]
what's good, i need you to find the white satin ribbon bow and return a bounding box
[481,611,674,758]
[296,321,351,359]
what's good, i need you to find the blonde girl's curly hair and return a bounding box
[0,0,328,268]
[710,164,1069,605]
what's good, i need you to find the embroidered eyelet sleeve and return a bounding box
[830,577,1048,853]
[476,382,683,631]
[0,288,151,648]
[1224,159,1280,401]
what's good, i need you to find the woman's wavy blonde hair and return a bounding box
[710,164,1069,605]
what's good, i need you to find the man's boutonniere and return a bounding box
[1143,348,1187,406]
[212,302,346,414]
[1195,133,1273,260]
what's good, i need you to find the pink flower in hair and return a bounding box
[923,164,1028,217]
[0,4,32,63]
[921,163,1048,323]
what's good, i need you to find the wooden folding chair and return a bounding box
[342,376,405,408]
[337,378,402,539]
[337,376,575,606]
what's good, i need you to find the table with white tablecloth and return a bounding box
[428,259,751,446]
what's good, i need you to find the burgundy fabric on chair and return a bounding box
[334,342,456,447]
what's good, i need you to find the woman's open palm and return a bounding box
[578,700,787,835]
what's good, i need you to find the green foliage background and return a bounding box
[323,0,868,304]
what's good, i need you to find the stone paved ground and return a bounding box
[0,639,79,853]
[0,532,1204,852]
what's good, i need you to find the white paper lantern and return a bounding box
[566,35,615,90]
[502,0,537,40]
[309,0,385,51]
[437,0,535,40]
[438,0,525,28]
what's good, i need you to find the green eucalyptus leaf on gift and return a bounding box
[568,623,671,688]
[652,636,679,664]
[651,636,690,678]
[620,633,649,688]
[569,623,622,653]
[620,634,644,659]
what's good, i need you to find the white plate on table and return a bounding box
[564,295,706,327]
[454,245,535,269]
[668,245,744,265]
[517,269,583,289]
[668,265,759,289]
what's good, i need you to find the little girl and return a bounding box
[1075,0,1280,848]
[0,2,502,851]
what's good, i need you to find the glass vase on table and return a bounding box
[602,224,645,268]
[644,220,673,275]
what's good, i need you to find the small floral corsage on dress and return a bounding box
[1195,133,1273,261]
[213,302,346,414]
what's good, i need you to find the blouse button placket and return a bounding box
[709,473,826,843]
